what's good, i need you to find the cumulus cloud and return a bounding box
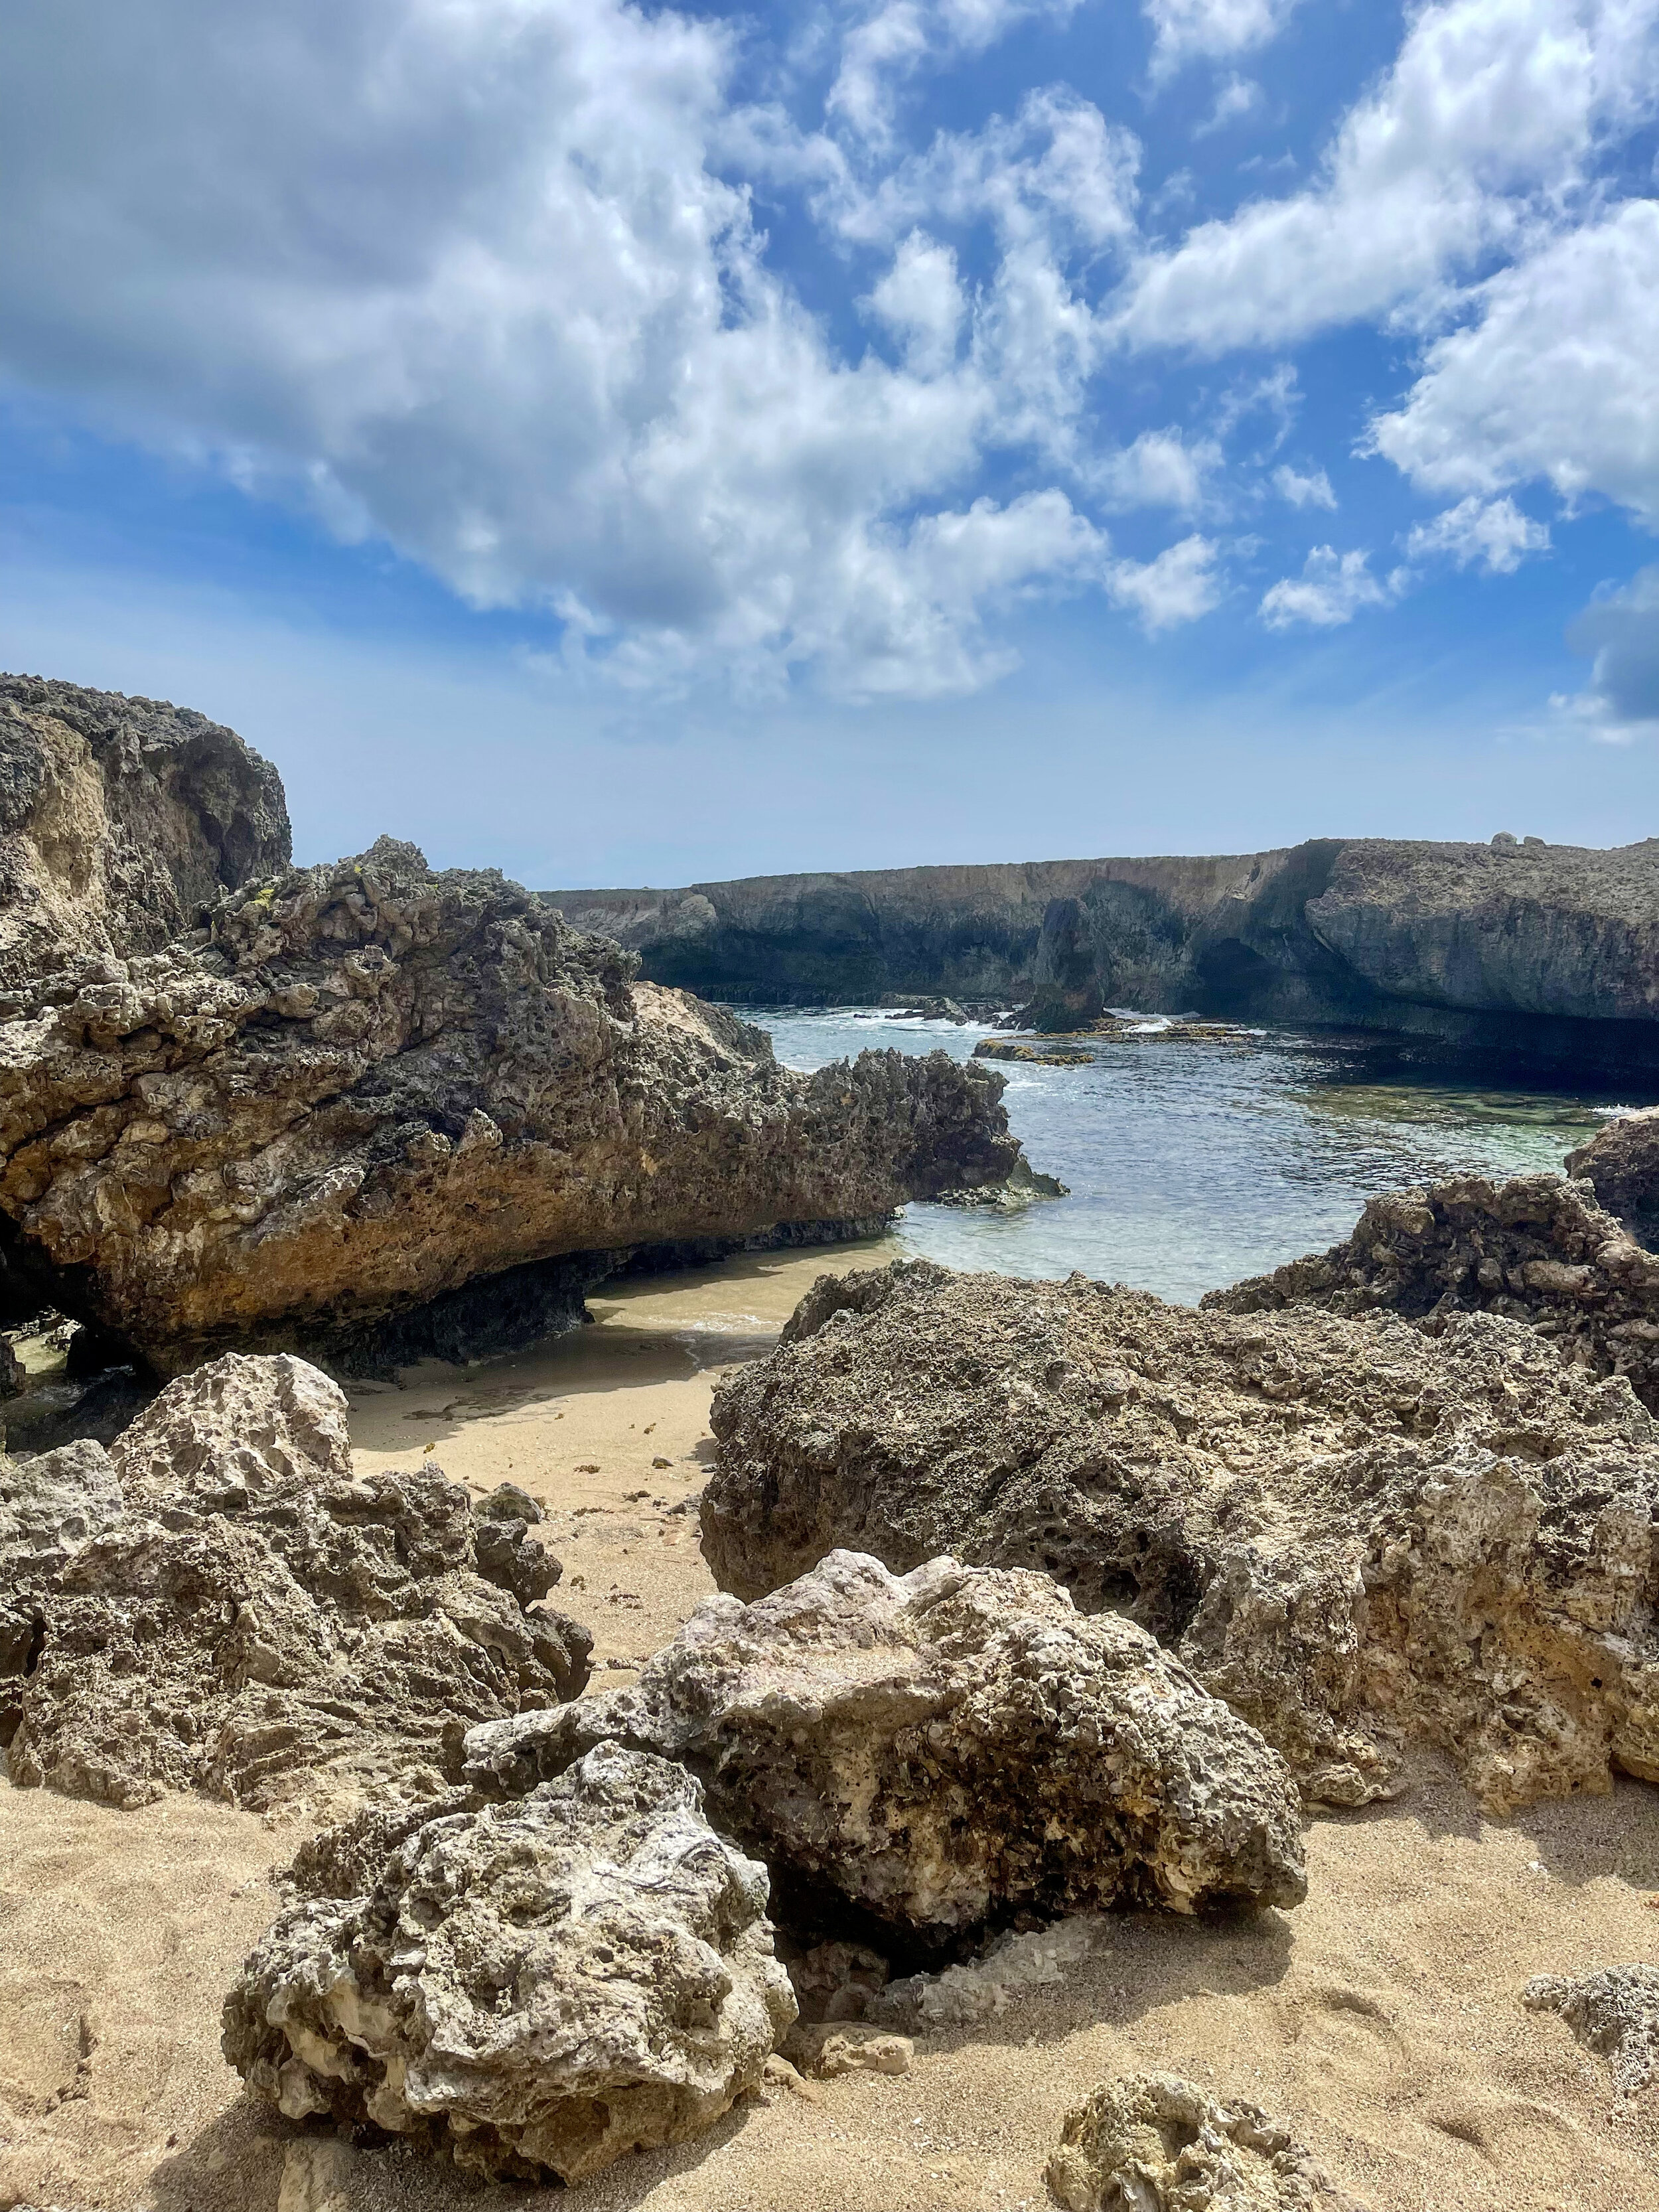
[829,0,1084,143]
[1144,0,1299,84]
[1096,428,1222,510]
[1271,463,1336,508]
[1116,0,1659,352]
[1259,546,1400,627]
[1370,198,1659,526]
[1109,534,1224,628]
[1195,75,1265,135]
[1553,565,1659,737]
[1404,494,1551,572]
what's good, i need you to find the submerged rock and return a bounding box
[1205,1173,1659,1414]
[463,1550,1306,1960]
[1525,1965,1659,2097]
[222,1743,796,2184]
[1,1353,591,1810]
[0,836,1023,1374]
[1569,1108,1659,1250]
[1047,2073,1367,2211]
[702,1261,1659,1811]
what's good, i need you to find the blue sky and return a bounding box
[4,0,1658,883]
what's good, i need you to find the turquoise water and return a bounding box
[757,1007,1655,1307]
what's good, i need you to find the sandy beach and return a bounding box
[6,1240,1659,2212]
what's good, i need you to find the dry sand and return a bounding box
[5,1237,1659,2211]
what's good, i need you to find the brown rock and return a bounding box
[1047,2073,1368,2210]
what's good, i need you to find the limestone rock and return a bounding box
[222,1743,796,2184]
[463,1550,1306,1959]
[782,2022,912,2077]
[1569,1108,1659,1249]
[0,675,290,996]
[702,1261,1659,1812]
[0,836,1022,1372]
[1525,1965,1659,2095]
[1046,2073,1367,2211]
[1,1352,589,1810]
[1206,1173,1659,1416]
[867,1917,1097,2033]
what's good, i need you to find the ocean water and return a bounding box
[756,1007,1659,1307]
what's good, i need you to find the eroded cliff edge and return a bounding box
[551,832,1659,1068]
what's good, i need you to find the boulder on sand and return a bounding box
[222,1742,797,2184]
[0,835,1025,1373]
[701,1261,1659,1812]
[1047,2073,1368,2211]
[463,1549,1307,1962]
[1525,1964,1659,2097]
[1,1353,591,1810]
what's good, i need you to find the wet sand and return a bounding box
[5,1238,1659,2210]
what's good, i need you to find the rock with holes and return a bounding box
[463,1550,1306,1961]
[1046,2073,1368,2211]
[1525,1965,1659,2095]
[701,1260,1659,1812]
[1569,1108,1659,1251]
[222,1742,796,2184]
[1,1353,590,1811]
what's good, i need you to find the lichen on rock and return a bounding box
[222,1742,797,2184]
[701,1260,1659,1811]
[463,1548,1307,1960]
[1046,2073,1368,2211]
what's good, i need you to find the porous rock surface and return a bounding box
[223,1742,796,2183]
[1046,2073,1367,2211]
[1525,1964,1659,2097]
[1,1353,591,1809]
[1206,1174,1659,1414]
[0,675,289,995]
[702,1261,1659,1812]
[462,1550,1307,1960]
[0,836,1021,1372]
[1569,1108,1659,1249]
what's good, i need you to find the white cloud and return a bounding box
[1196,76,1265,135]
[1551,564,1659,737]
[829,0,1083,143]
[1272,462,1336,508]
[1370,197,1659,526]
[1145,0,1299,84]
[1259,546,1400,627]
[1116,0,1659,352]
[0,0,1170,703]
[1097,428,1222,510]
[1404,493,1551,571]
[1109,534,1224,628]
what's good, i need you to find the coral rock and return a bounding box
[222,1743,796,2184]
[702,1260,1659,1812]
[1525,1965,1659,2096]
[1569,1108,1659,1251]
[1047,2073,1368,2211]
[463,1549,1306,1959]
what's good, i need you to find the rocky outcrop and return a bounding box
[1525,1965,1659,2097]
[1046,2074,1367,2211]
[701,1261,1659,1812]
[463,1550,1306,1962]
[0,676,289,997]
[0,836,1022,1373]
[1,1353,591,1810]
[553,833,1659,1068]
[1569,1109,1659,1248]
[1206,1174,1659,1414]
[222,1742,796,2183]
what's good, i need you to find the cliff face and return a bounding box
[0,837,1021,1374]
[0,675,291,994]
[551,832,1659,1067]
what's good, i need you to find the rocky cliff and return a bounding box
[0,835,1023,1374]
[551,832,1659,1067]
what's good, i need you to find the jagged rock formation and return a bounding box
[1525,1965,1659,2097]
[1047,2073,1368,2211]
[553,834,1659,1067]
[701,1261,1659,1811]
[0,836,1021,1373]
[223,1742,796,2183]
[463,1550,1306,1962]
[1,1353,591,1809]
[0,675,289,997]
[1206,1175,1659,1414]
[1569,1108,1659,1248]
